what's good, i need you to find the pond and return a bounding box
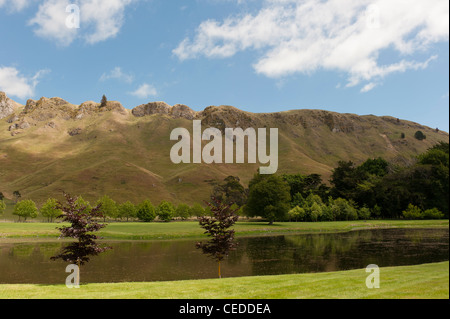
[0,228,448,284]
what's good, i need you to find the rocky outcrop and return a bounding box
[132,102,172,117]
[131,101,198,120]
[68,128,82,136]
[172,104,196,120]
[75,101,128,119]
[22,97,74,121]
[0,92,15,120]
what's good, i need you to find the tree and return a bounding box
[0,200,6,217]
[244,173,291,224]
[288,206,306,222]
[13,191,21,203]
[414,131,426,141]
[74,196,92,214]
[189,203,205,219]
[0,192,4,200]
[13,199,38,222]
[118,201,137,221]
[96,195,118,221]
[100,94,108,108]
[157,200,175,222]
[40,198,63,222]
[196,197,239,278]
[176,203,191,220]
[51,192,111,285]
[137,200,156,222]
[330,161,359,200]
[212,176,247,207]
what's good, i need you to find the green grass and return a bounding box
[1,262,448,299]
[0,220,448,241]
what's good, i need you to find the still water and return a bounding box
[0,228,448,284]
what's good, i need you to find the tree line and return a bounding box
[242,142,449,223]
[0,195,214,223]
[1,142,448,223]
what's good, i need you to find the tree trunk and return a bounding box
[218,261,221,279]
[77,260,81,286]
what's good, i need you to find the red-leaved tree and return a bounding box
[51,192,111,284]
[196,197,239,278]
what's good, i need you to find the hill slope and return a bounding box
[0,92,448,205]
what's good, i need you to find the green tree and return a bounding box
[328,197,358,221]
[40,198,63,222]
[176,203,191,220]
[0,200,6,217]
[402,204,423,220]
[288,206,306,222]
[100,94,108,108]
[157,201,175,222]
[118,201,137,221]
[244,173,291,225]
[190,203,205,219]
[414,131,426,140]
[212,176,247,207]
[358,206,372,220]
[13,199,38,222]
[137,200,156,222]
[423,208,445,220]
[74,196,92,214]
[96,195,118,221]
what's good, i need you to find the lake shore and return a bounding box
[0,219,448,242]
[0,261,448,299]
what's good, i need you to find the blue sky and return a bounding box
[1,0,449,131]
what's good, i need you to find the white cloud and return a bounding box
[100,67,133,83]
[174,0,449,91]
[129,83,158,99]
[360,82,377,93]
[28,0,135,46]
[0,66,49,99]
[28,0,77,47]
[0,0,32,12]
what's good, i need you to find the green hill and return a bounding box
[0,92,448,206]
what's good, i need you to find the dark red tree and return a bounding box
[196,197,239,278]
[51,192,111,283]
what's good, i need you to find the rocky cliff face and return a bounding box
[132,101,197,119]
[0,92,15,120]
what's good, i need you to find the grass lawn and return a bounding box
[0,219,448,241]
[0,261,448,299]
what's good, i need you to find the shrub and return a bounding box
[402,204,422,220]
[358,206,372,220]
[422,208,445,220]
[414,131,426,141]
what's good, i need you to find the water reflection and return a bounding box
[0,228,448,284]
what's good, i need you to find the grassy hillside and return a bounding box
[0,95,448,206]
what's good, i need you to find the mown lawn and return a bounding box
[0,220,448,241]
[0,262,448,299]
